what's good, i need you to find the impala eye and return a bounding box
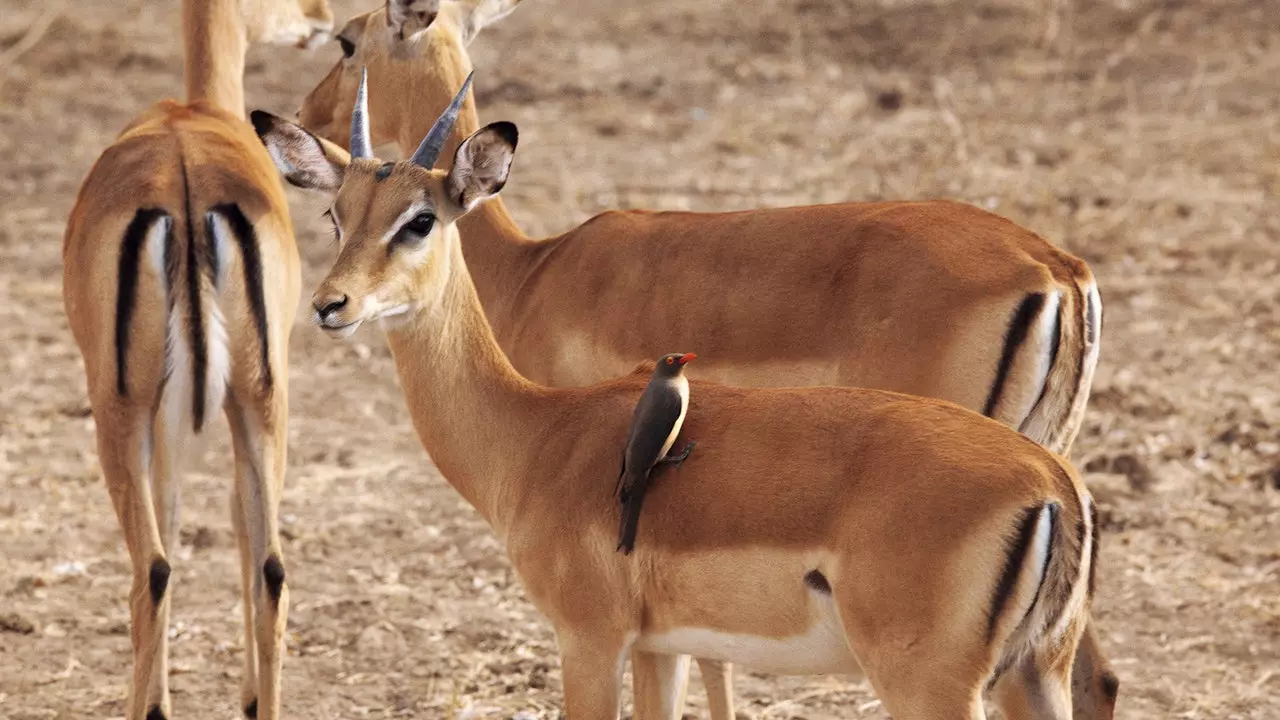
[338,36,355,58]
[404,213,435,235]
[393,212,436,248]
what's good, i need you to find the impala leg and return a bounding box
[990,651,1075,720]
[97,413,170,720]
[226,395,289,720]
[142,416,186,719]
[697,659,734,720]
[630,650,689,720]
[558,633,626,720]
[231,485,260,717]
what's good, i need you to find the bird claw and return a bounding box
[662,440,697,469]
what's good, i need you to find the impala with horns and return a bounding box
[61,0,332,718]
[252,86,1100,720]
[284,2,1118,717]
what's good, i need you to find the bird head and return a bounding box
[656,352,696,377]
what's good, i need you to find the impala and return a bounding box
[61,0,331,717]
[281,1,1118,716]
[251,81,1101,720]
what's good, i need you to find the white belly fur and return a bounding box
[635,597,861,676]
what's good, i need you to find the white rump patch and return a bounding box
[201,211,235,419]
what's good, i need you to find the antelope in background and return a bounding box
[60,0,330,717]
[251,91,1100,720]
[276,1,1117,717]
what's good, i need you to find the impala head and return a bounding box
[252,71,517,338]
[245,0,336,49]
[299,0,522,150]
[656,353,696,378]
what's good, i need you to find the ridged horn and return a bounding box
[409,71,474,169]
[350,67,373,159]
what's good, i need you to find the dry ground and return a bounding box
[2,0,1279,717]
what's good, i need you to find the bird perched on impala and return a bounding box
[616,352,697,554]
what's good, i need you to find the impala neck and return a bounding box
[382,233,542,534]
[183,0,248,117]
[394,37,533,320]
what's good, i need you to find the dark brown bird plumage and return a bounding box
[616,352,697,554]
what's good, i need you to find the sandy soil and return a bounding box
[1,0,1278,717]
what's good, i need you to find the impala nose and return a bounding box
[313,294,348,322]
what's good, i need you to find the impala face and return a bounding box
[252,71,517,338]
[299,0,522,148]
[312,161,462,337]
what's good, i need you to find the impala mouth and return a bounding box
[315,315,362,339]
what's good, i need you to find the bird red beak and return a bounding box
[678,353,696,365]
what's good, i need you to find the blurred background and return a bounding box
[1,0,1277,717]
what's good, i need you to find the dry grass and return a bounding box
[1,0,1278,718]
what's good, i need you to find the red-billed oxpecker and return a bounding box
[616,352,697,554]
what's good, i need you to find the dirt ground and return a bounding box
[2,0,1278,717]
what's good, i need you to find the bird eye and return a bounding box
[666,357,674,365]
[338,36,355,59]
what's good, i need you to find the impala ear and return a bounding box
[387,0,440,41]
[455,0,522,45]
[446,121,518,213]
[250,111,350,191]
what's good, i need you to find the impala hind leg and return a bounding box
[558,633,627,719]
[96,412,170,720]
[630,650,690,720]
[140,415,187,719]
[990,651,1075,720]
[226,394,289,720]
[696,659,734,720]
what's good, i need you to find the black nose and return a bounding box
[314,294,347,317]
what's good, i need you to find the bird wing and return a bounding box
[622,382,686,477]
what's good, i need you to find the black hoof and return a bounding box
[244,699,258,718]
[146,706,167,720]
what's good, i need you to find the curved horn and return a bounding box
[350,67,373,159]
[409,71,474,169]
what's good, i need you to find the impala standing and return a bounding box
[61,0,330,717]
[252,90,1100,720]
[279,1,1117,716]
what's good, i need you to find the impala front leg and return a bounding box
[558,632,628,720]
[631,650,690,720]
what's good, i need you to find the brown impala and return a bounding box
[61,0,331,717]
[254,84,1100,720]
[283,0,1114,716]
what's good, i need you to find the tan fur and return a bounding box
[255,126,1101,718]
[286,3,1115,716]
[286,3,1117,717]
[60,0,329,718]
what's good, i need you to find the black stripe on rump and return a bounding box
[177,160,209,432]
[1087,500,1100,598]
[209,203,272,392]
[983,293,1046,418]
[115,208,171,396]
[987,503,1057,644]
